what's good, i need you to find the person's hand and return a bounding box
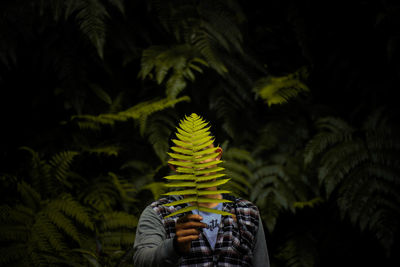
[174,214,207,254]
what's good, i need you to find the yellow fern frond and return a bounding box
[163,113,233,218]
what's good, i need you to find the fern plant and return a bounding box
[219,143,253,197]
[162,113,233,218]
[148,0,244,75]
[138,45,209,99]
[304,109,400,256]
[38,0,126,59]
[275,231,318,267]
[0,147,140,266]
[19,147,79,198]
[72,96,190,134]
[253,66,310,106]
[0,185,95,266]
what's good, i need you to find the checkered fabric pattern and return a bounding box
[151,195,260,266]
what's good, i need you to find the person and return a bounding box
[133,142,270,266]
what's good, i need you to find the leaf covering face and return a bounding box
[163,113,233,218]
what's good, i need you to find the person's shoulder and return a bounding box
[226,195,259,210]
[148,195,183,219]
[236,197,258,208]
[226,195,261,232]
[150,197,169,207]
[150,195,181,207]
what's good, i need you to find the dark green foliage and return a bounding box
[72,96,190,134]
[304,110,400,255]
[148,0,245,75]
[249,114,316,233]
[0,149,139,266]
[1,0,400,266]
[253,67,310,106]
[145,111,178,163]
[275,231,317,267]
[220,144,253,197]
[139,45,209,99]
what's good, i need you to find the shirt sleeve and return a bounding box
[252,215,270,267]
[133,205,181,267]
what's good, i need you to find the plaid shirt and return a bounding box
[151,195,260,267]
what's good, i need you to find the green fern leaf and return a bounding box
[19,146,56,196]
[89,83,113,104]
[250,161,305,232]
[101,212,138,230]
[197,207,233,216]
[45,208,81,245]
[139,45,208,98]
[0,225,29,242]
[164,206,197,218]
[100,231,136,246]
[0,204,35,225]
[221,146,254,194]
[72,249,101,267]
[83,145,120,156]
[163,113,233,217]
[276,232,317,267]
[52,195,94,230]
[146,112,177,163]
[72,96,190,135]
[253,67,310,106]
[142,182,168,200]
[17,181,42,211]
[109,172,136,203]
[0,244,27,266]
[66,0,109,59]
[106,0,125,15]
[49,150,79,185]
[305,113,400,256]
[32,213,68,252]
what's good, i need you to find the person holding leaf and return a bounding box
[133,114,270,266]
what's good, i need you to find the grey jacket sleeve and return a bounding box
[252,216,270,267]
[133,206,180,267]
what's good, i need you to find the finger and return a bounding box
[179,221,207,229]
[177,214,203,224]
[176,228,200,237]
[185,214,203,221]
[177,235,200,243]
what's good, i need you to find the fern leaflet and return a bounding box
[163,113,233,218]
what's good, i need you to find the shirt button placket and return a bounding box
[213,255,218,266]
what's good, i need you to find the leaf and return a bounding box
[167,153,192,161]
[164,197,198,206]
[198,207,233,216]
[66,0,109,59]
[164,206,197,218]
[197,198,232,204]
[167,160,194,168]
[196,178,231,189]
[195,160,223,169]
[165,181,197,188]
[198,190,231,195]
[90,83,112,105]
[72,96,191,133]
[253,67,310,106]
[196,173,226,182]
[163,114,233,216]
[164,174,196,180]
[163,189,198,196]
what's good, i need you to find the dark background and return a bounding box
[1,0,399,266]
